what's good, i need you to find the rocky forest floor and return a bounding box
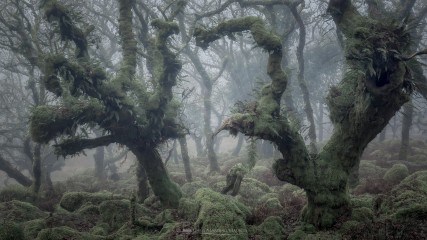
[1,139,427,239]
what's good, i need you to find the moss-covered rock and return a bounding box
[379,171,427,219]
[178,198,199,221]
[0,185,35,203]
[252,216,285,239]
[407,154,427,163]
[23,219,47,240]
[181,181,208,197]
[194,188,250,240]
[99,199,131,231]
[351,207,373,222]
[0,221,25,240]
[59,191,123,212]
[383,164,409,185]
[247,165,281,186]
[36,226,105,240]
[0,200,47,222]
[350,194,374,209]
[358,160,387,180]
[236,178,271,206]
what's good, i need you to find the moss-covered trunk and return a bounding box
[131,147,182,208]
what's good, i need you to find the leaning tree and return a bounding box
[195,0,427,228]
[30,0,184,207]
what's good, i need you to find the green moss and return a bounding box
[194,188,250,240]
[181,181,208,197]
[339,220,362,234]
[358,160,387,179]
[0,221,24,240]
[383,164,409,185]
[0,185,34,203]
[59,191,123,212]
[178,198,199,221]
[0,200,47,222]
[350,194,374,209]
[407,154,427,163]
[351,207,373,222]
[379,171,427,219]
[157,222,178,240]
[255,216,285,239]
[36,226,105,240]
[99,200,131,231]
[23,219,46,240]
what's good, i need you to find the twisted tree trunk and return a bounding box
[131,147,182,208]
[196,1,414,226]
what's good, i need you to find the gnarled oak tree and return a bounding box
[197,0,425,228]
[30,0,183,207]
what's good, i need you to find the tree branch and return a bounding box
[54,135,116,157]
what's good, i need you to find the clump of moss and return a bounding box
[59,191,123,212]
[247,165,282,186]
[379,171,427,219]
[350,194,374,209]
[236,178,271,206]
[178,198,199,221]
[0,221,24,240]
[99,200,131,232]
[358,160,387,180]
[23,219,47,240]
[383,164,409,185]
[0,200,47,222]
[181,181,208,197]
[194,188,250,240]
[36,226,104,240]
[351,207,373,222]
[0,185,35,203]
[251,216,285,239]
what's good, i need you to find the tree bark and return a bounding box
[131,147,182,208]
[136,161,149,202]
[0,155,32,187]
[398,101,413,160]
[178,137,192,182]
[32,143,42,195]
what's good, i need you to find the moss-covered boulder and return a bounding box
[251,216,285,240]
[351,207,373,222]
[350,194,374,209]
[0,185,35,203]
[358,160,387,180]
[383,164,409,185]
[0,221,24,240]
[99,200,131,232]
[59,191,123,212]
[23,219,47,240]
[181,181,208,197]
[236,178,271,206]
[36,226,105,240]
[194,188,250,240]
[0,200,47,222]
[247,165,282,186]
[380,171,427,219]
